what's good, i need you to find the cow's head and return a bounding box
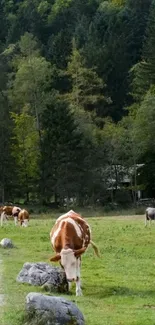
[50,247,86,282]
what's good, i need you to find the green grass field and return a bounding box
[1,213,155,325]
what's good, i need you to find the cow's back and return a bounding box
[3,206,13,215]
[146,207,155,219]
[12,206,21,216]
[50,210,91,252]
[18,209,29,221]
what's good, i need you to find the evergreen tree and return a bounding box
[64,40,107,119]
[133,87,155,197]
[11,112,39,202]
[40,100,85,203]
[131,0,155,101]
[0,56,15,202]
[8,32,52,140]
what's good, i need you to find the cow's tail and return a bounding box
[90,240,100,257]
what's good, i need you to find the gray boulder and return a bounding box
[0,238,14,248]
[26,292,85,325]
[16,262,68,293]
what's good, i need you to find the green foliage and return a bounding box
[40,100,84,201]
[0,55,16,202]
[131,0,155,101]
[65,41,106,116]
[11,112,40,201]
[0,0,155,203]
[19,32,39,56]
[9,33,51,112]
[134,87,155,153]
[51,0,73,18]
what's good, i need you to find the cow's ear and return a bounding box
[50,254,61,262]
[74,247,86,257]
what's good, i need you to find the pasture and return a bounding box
[1,213,155,325]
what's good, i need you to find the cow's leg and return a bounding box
[68,281,72,291]
[1,212,5,227]
[1,213,4,227]
[14,216,18,226]
[149,217,151,227]
[76,258,82,296]
[22,219,28,227]
[1,212,8,227]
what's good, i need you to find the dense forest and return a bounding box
[0,0,155,207]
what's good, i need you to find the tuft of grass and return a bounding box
[1,213,155,325]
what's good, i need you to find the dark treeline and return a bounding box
[0,0,155,207]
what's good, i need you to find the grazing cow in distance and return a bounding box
[1,205,21,226]
[145,207,155,226]
[18,209,29,227]
[50,210,99,296]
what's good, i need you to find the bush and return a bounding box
[114,189,132,206]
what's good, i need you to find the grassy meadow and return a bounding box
[1,212,155,325]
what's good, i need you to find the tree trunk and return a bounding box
[26,190,29,203]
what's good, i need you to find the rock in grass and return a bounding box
[26,292,85,325]
[0,238,14,248]
[16,262,68,293]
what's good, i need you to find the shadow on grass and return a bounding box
[87,285,155,299]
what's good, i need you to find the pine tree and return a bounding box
[131,0,155,101]
[64,40,106,116]
[40,100,85,203]
[11,112,39,202]
[0,56,15,202]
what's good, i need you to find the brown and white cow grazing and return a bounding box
[18,209,29,227]
[1,205,21,226]
[50,210,99,296]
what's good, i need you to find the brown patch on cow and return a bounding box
[50,211,91,253]
[18,209,29,225]
[0,206,4,215]
[3,206,13,216]
[50,254,61,262]
[74,247,86,257]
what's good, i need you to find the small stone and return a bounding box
[0,238,14,248]
[26,292,85,325]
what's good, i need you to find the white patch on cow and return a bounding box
[56,210,76,223]
[22,219,28,227]
[14,216,18,226]
[68,281,72,291]
[1,212,7,227]
[83,234,89,246]
[61,249,83,296]
[76,258,81,278]
[61,248,77,281]
[51,219,64,247]
[52,215,82,247]
[76,258,82,296]
[12,206,21,215]
[66,217,82,239]
[76,283,82,297]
